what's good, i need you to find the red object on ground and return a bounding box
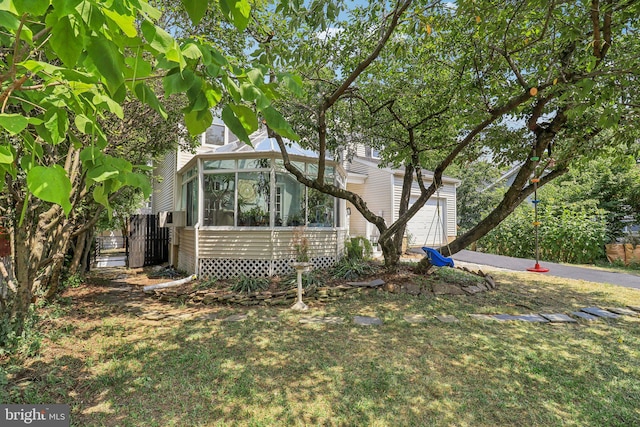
[527,263,549,273]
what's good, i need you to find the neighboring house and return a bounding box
[344,147,459,249]
[152,120,458,278]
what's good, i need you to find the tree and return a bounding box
[0,0,295,341]
[246,0,640,271]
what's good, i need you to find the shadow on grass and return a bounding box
[2,270,640,426]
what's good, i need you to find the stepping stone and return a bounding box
[572,311,599,321]
[353,315,383,326]
[347,278,385,287]
[259,316,280,323]
[195,312,220,321]
[222,314,248,322]
[404,314,429,323]
[436,315,460,323]
[540,313,577,323]
[580,307,619,319]
[299,316,343,324]
[512,314,548,323]
[469,314,500,321]
[141,311,168,320]
[492,314,518,321]
[628,306,640,313]
[606,307,638,316]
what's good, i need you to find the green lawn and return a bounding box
[2,269,640,426]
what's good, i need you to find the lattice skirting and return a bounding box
[199,256,337,279]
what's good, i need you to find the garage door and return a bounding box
[406,197,446,247]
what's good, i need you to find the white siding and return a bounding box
[393,176,457,245]
[346,161,393,240]
[152,152,177,214]
[197,229,340,259]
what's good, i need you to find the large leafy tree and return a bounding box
[0,0,296,338]
[243,0,640,270]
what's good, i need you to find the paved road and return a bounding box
[450,249,640,290]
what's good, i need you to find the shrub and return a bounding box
[331,257,377,280]
[283,269,322,289]
[479,201,607,264]
[345,236,373,260]
[230,274,270,294]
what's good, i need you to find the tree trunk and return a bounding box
[69,230,88,274]
[11,218,44,335]
[79,230,94,273]
[378,233,400,272]
[394,164,414,255]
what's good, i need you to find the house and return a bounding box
[345,147,459,249]
[153,120,348,278]
[152,120,458,278]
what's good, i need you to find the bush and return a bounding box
[331,257,377,280]
[480,201,607,264]
[230,274,270,294]
[283,269,322,289]
[345,236,373,260]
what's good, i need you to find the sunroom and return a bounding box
[172,134,348,279]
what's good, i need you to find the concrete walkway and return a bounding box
[451,249,640,290]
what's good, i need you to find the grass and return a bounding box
[2,268,640,426]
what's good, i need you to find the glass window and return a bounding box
[308,187,334,227]
[275,159,305,174]
[203,174,236,226]
[275,172,305,226]
[203,159,235,170]
[182,177,198,226]
[204,124,225,145]
[238,158,270,169]
[237,171,271,227]
[183,167,197,182]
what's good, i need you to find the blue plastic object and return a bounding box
[422,247,455,267]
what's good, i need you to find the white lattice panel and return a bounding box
[198,256,338,279]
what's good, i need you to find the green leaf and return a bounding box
[182,0,208,26]
[13,0,50,16]
[230,104,258,134]
[184,109,213,136]
[50,15,83,67]
[261,106,298,140]
[27,165,72,215]
[221,104,251,144]
[125,56,153,79]
[0,144,14,164]
[37,108,69,145]
[219,0,251,31]
[163,68,196,96]
[86,164,120,183]
[103,8,137,37]
[280,72,303,97]
[0,10,33,42]
[0,113,29,134]
[123,171,152,198]
[92,93,124,118]
[87,37,125,98]
[93,184,112,217]
[141,20,175,55]
[134,83,168,119]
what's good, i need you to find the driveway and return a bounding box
[450,249,640,290]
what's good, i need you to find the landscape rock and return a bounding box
[433,282,466,296]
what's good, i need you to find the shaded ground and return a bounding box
[3,259,640,426]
